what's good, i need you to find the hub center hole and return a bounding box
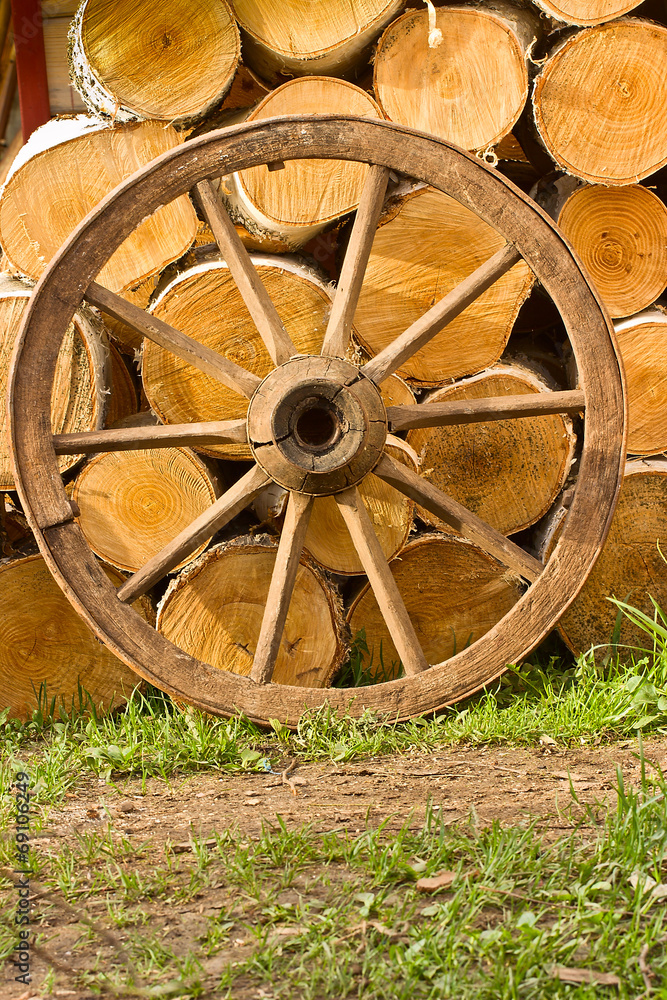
[295,405,338,449]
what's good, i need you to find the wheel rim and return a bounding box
[9,115,626,724]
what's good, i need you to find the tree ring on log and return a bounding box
[8,116,626,725]
[248,356,386,494]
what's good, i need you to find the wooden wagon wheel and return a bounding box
[9,116,625,725]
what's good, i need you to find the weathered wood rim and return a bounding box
[9,116,626,724]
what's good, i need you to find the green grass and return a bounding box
[3,599,667,996]
[3,642,667,813]
[2,747,667,998]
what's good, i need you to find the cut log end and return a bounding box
[533,20,667,184]
[354,186,533,386]
[347,532,524,680]
[614,310,667,456]
[545,460,667,656]
[142,256,334,460]
[71,0,240,122]
[0,118,197,291]
[0,554,149,720]
[228,77,384,246]
[407,364,577,537]
[157,536,347,688]
[72,447,220,573]
[302,437,418,576]
[0,277,109,491]
[374,5,537,153]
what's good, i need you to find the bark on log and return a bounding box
[353,184,534,386]
[347,532,524,678]
[613,309,667,456]
[68,0,240,123]
[374,3,541,153]
[142,254,335,461]
[532,20,667,184]
[220,77,384,248]
[540,459,667,657]
[407,363,577,536]
[0,116,197,291]
[302,436,418,576]
[535,176,667,318]
[0,553,150,720]
[229,0,405,85]
[72,447,222,574]
[100,276,156,356]
[0,274,109,491]
[105,341,139,428]
[156,535,347,687]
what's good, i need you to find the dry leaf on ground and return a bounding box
[416,870,458,891]
[552,965,621,986]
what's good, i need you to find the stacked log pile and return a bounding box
[1,0,666,717]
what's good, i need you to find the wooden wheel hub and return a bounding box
[247,356,386,495]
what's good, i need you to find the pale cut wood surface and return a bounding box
[0,555,149,721]
[374,5,537,152]
[0,119,197,291]
[322,164,390,359]
[533,20,667,184]
[336,486,428,675]
[348,533,524,679]
[406,366,578,537]
[545,460,667,655]
[388,390,585,431]
[362,243,522,385]
[157,536,345,688]
[142,257,334,460]
[72,0,239,121]
[194,179,296,366]
[613,310,667,456]
[117,464,270,603]
[375,452,543,583]
[353,186,533,385]
[0,278,108,491]
[86,282,260,400]
[251,493,314,684]
[302,437,417,576]
[230,0,404,83]
[532,0,643,28]
[237,78,383,235]
[54,419,247,455]
[557,184,667,318]
[73,448,221,574]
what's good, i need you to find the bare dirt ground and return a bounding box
[6,738,666,1000]
[42,739,663,847]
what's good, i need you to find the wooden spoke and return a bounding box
[361,243,522,385]
[250,492,315,685]
[387,390,586,432]
[85,282,260,399]
[193,179,297,366]
[53,419,248,455]
[335,486,429,676]
[321,164,390,359]
[117,464,270,603]
[374,452,543,583]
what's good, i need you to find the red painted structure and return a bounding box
[10,0,50,140]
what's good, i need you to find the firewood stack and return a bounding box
[1,0,666,718]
